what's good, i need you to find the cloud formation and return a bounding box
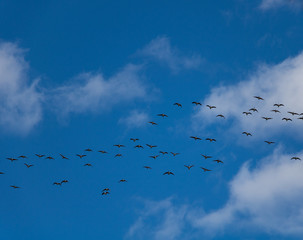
[260,0,303,10]
[192,52,303,138]
[0,42,43,134]
[52,64,149,117]
[140,36,204,73]
[119,110,149,129]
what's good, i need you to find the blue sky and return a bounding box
[1,0,303,239]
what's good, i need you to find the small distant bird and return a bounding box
[174,103,182,107]
[61,180,68,184]
[113,144,125,148]
[282,118,292,121]
[157,113,168,117]
[24,163,34,168]
[146,144,157,148]
[53,182,61,186]
[264,141,275,144]
[213,159,223,163]
[192,101,202,106]
[271,109,280,113]
[85,148,93,152]
[35,154,45,158]
[216,114,225,118]
[163,171,174,175]
[149,121,158,125]
[298,117,303,120]
[201,167,211,172]
[171,152,180,157]
[254,96,264,100]
[201,154,212,159]
[274,103,284,107]
[243,112,252,115]
[84,163,92,166]
[115,153,122,157]
[130,138,139,142]
[262,117,272,121]
[10,185,20,189]
[134,145,144,149]
[242,132,252,136]
[184,165,194,170]
[0,172,4,174]
[190,136,201,140]
[98,150,108,154]
[159,151,168,155]
[7,158,17,162]
[206,105,216,109]
[149,155,159,159]
[102,188,110,192]
[45,156,54,160]
[18,155,27,159]
[206,138,216,142]
[119,179,127,183]
[249,108,258,112]
[76,154,86,159]
[60,154,69,159]
[291,157,301,161]
[102,191,110,195]
[143,166,152,170]
[288,111,299,116]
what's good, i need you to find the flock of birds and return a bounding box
[2,96,302,195]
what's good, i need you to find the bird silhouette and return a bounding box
[143,166,152,170]
[291,157,301,160]
[130,138,139,142]
[249,108,258,112]
[254,96,264,100]
[98,150,108,154]
[119,179,127,183]
[206,105,216,109]
[146,144,157,148]
[45,156,54,160]
[298,117,303,120]
[192,101,202,106]
[171,152,180,157]
[53,182,61,186]
[159,151,168,155]
[134,145,144,149]
[7,158,17,162]
[61,180,68,184]
[174,103,182,107]
[102,191,110,195]
[282,118,292,121]
[76,154,86,159]
[10,185,20,189]
[115,153,122,157]
[85,148,93,152]
[24,163,34,168]
[60,154,69,159]
[264,141,275,144]
[163,171,174,175]
[102,188,110,192]
[216,114,225,118]
[201,167,211,172]
[18,155,27,159]
[157,113,168,117]
[213,160,223,163]
[262,117,272,121]
[113,144,125,148]
[149,121,158,125]
[150,155,159,159]
[288,111,299,116]
[242,132,252,136]
[243,112,252,115]
[201,154,212,159]
[184,165,194,170]
[274,103,284,107]
[190,136,201,140]
[271,109,280,113]
[84,163,92,166]
[206,138,216,142]
[35,154,45,158]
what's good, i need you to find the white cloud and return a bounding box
[127,198,188,240]
[190,148,303,236]
[192,52,303,138]
[140,36,204,73]
[260,0,303,10]
[119,110,149,128]
[0,42,42,134]
[128,149,303,238]
[52,64,149,116]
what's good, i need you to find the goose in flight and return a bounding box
[201,167,211,172]
[190,136,201,140]
[113,144,125,148]
[163,171,174,175]
[288,111,299,116]
[159,151,168,155]
[282,118,292,121]
[249,108,258,112]
[24,163,34,168]
[243,112,252,115]
[171,152,180,157]
[216,114,225,118]
[102,191,110,195]
[130,138,139,142]
[10,185,20,189]
[7,158,17,162]
[206,138,216,142]
[174,103,182,107]
[53,182,61,186]
[149,121,158,125]
[150,155,159,159]
[157,113,168,117]
[213,159,223,163]
[46,156,54,160]
[298,117,303,120]
[76,154,86,159]
[274,103,284,107]
[61,180,68,184]
[262,117,272,121]
[102,188,110,192]
[254,96,264,100]
[201,154,212,159]
[18,155,27,159]
[192,101,202,106]
[60,154,69,159]
[291,157,301,160]
[35,154,45,158]
[143,166,152,170]
[146,144,157,149]
[115,153,122,157]
[85,148,93,152]
[264,141,275,144]
[134,145,144,149]
[98,150,108,154]
[84,163,92,166]
[119,179,127,183]
[242,132,252,136]
[184,165,194,170]
[206,105,216,109]
[271,109,280,113]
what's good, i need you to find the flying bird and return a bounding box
[163,171,174,175]
[243,112,252,115]
[298,117,303,120]
[171,152,180,157]
[282,118,292,121]
[61,180,68,184]
[143,166,152,170]
[206,105,216,109]
[7,158,17,162]
[200,167,212,172]
[291,157,301,161]
[242,132,252,136]
[18,155,27,159]
[134,145,144,149]
[274,103,284,107]
[84,163,92,166]
[249,108,258,112]
[149,121,158,125]
[76,154,86,159]
[288,111,299,116]
[206,138,216,142]
[85,148,93,152]
[146,144,157,148]
[149,155,159,159]
[119,179,127,183]
[10,185,20,189]
[271,109,280,113]
[173,103,182,107]
[190,136,201,140]
[213,159,223,163]
[35,154,45,158]
[102,188,110,192]
[254,96,264,100]
[102,191,110,195]
[184,165,194,170]
[115,153,122,157]
[264,141,275,144]
[192,101,202,106]
[216,114,225,118]
[157,113,168,117]
[98,150,108,154]
[60,154,69,159]
[24,163,34,168]
[130,138,139,142]
[201,154,212,159]
[45,156,54,160]
[113,144,125,148]
[53,182,61,186]
[262,117,272,121]
[159,151,168,155]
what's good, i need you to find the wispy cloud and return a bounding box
[119,110,149,129]
[192,52,303,138]
[260,0,303,10]
[0,42,43,135]
[51,64,149,117]
[139,36,204,73]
